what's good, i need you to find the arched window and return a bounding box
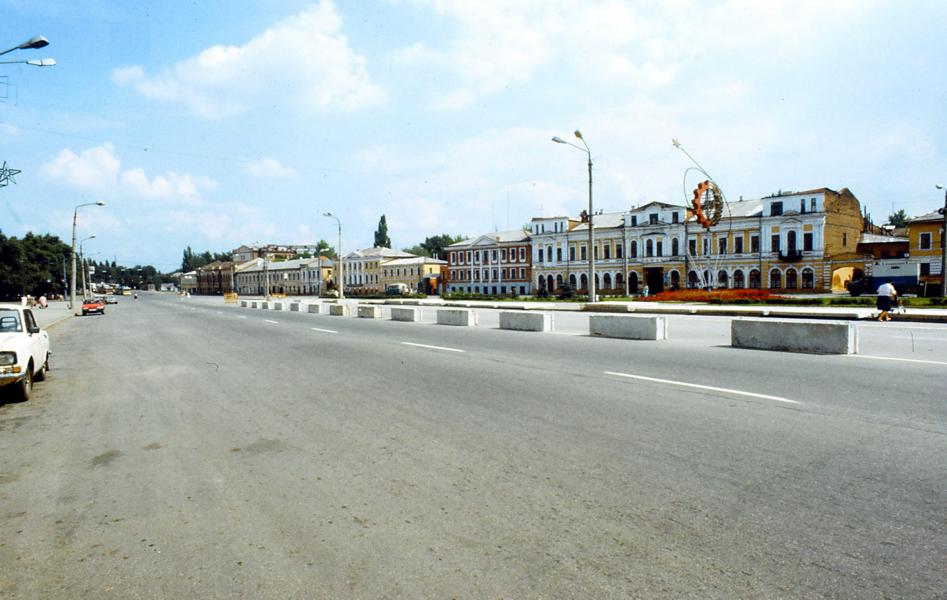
[628,271,639,294]
[802,268,815,289]
[547,275,555,291]
[569,274,577,289]
[770,269,782,289]
[669,270,681,290]
[703,270,711,288]
[646,239,654,257]
[717,270,729,289]
[688,271,700,288]
[537,275,545,290]
[733,269,745,289]
[630,241,638,258]
[603,273,612,290]
[787,231,797,252]
[580,273,588,292]
[749,269,761,289]
[786,268,798,289]
[671,238,679,256]
[556,274,563,288]
[615,272,624,290]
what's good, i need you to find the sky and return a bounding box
[1,0,946,272]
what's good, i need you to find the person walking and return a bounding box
[876,280,897,321]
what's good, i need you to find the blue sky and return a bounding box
[1,0,945,271]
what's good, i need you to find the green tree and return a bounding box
[314,239,336,259]
[887,209,909,227]
[374,215,391,248]
[403,234,466,259]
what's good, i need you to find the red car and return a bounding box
[81,298,106,316]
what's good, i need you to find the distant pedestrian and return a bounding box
[876,280,897,321]
[38,295,48,309]
[642,284,650,298]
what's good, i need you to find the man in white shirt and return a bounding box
[876,280,897,321]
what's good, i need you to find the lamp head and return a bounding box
[574,130,583,140]
[19,35,49,50]
[96,201,106,206]
[323,211,333,217]
[25,58,55,67]
[936,184,944,190]
[551,136,566,144]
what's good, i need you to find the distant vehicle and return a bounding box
[386,283,409,296]
[82,298,106,315]
[105,296,118,304]
[0,303,50,402]
[846,262,920,296]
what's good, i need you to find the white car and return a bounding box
[0,303,50,402]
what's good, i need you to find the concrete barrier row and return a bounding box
[235,301,857,354]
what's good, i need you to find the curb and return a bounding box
[42,313,75,331]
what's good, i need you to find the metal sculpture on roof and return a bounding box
[0,161,21,188]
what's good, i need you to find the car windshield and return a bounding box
[0,309,22,333]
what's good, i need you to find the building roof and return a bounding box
[910,210,945,223]
[447,229,529,248]
[381,256,447,266]
[349,247,417,258]
[858,233,908,245]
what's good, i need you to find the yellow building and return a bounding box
[907,210,945,291]
[344,247,416,294]
[379,256,447,294]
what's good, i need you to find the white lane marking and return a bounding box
[848,355,947,366]
[859,324,947,332]
[604,371,801,405]
[401,341,465,353]
[237,315,247,319]
[264,319,279,325]
[215,311,223,314]
[890,335,947,342]
[311,327,338,334]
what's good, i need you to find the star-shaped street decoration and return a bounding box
[0,161,22,188]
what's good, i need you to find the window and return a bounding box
[630,241,638,258]
[604,245,610,259]
[519,247,525,261]
[569,246,576,261]
[786,269,798,289]
[771,201,783,216]
[703,238,709,255]
[593,246,598,259]
[719,238,727,255]
[802,269,815,289]
[787,231,797,252]
[734,237,743,254]
[631,216,637,226]
[810,198,817,212]
[616,244,623,259]
[649,213,658,225]
[800,199,806,213]
[546,247,553,262]
[466,251,471,262]
[646,239,654,257]
[520,268,525,278]
[672,212,679,224]
[920,232,932,250]
[581,246,587,260]
[492,250,497,261]
[671,238,679,256]
[556,248,562,261]
[688,239,697,256]
[770,269,781,289]
[804,232,813,251]
[751,235,760,253]
[656,241,663,257]
[501,249,507,262]
[842,233,848,247]
[921,263,931,276]
[771,234,781,252]
[537,249,543,263]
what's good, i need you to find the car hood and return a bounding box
[0,332,25,348]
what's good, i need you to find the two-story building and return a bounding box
[343,247,417,294]
[379,256,448,294]
[445,230,532,295]
[233,257,334,296]
[907,209,945,292]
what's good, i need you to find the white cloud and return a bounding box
[246,158,297,178]
[395,0,877,109]
[112,1,385,119]
[41,143,216,205]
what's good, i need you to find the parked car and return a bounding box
[105,295,118,304]
[0,303,50,402]
[82,298,106,315]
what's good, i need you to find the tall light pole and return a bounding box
[79,235,95,298]
[552,130,596,301]
[323,212,344,300]
[70,201,105,313]
[936,185,947,297]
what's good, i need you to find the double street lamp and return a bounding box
[323,212,344,300]
[70,201,105,313]
[0,35,55,67]
[552,130,596,301]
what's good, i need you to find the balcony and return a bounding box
[778,250,803,262]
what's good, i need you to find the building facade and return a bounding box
[445,230,532,295]
[906,210,945,292]
[233,257,334,296]
[378,256,447,294]
[343,247,416,294]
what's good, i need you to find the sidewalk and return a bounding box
[31,300,75,329]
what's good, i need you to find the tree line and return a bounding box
[0,230,71,300]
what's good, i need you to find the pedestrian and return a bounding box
[642,284,650,298]
[876,280,897,321]
[38,295,48,309]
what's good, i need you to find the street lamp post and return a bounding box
[552,130,596,301]
[70,201,105,313]
[79,235,95,298]
[323,212,344,300]
[1,35,54,67]
[936,185,947,297]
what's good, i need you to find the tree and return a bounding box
[887,209,909,228]
[373,215,391,248]
[402,234,466,259]
[313,239,336,259]
[402,244,429,257]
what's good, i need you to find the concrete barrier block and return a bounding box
[308,303,327,314]
[250,301,257,309]
[437,308,478,326]
[589,315,668,340]
[329,304,352,317]
[273,301,284,311]
[290,302,300,312]
[358,305,383,319]
[260,301,269,310]
[240,300,248,308]
[390,307,420,322]
[731,318,858,354]
[499,311,553,332]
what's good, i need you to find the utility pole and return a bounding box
[937,185,947,297]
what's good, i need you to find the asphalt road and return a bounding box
[1,293,944,598]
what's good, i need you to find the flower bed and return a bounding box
[640,289,775,303]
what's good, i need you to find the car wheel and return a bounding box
[34,354,48,382]
[13,364,33,402]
